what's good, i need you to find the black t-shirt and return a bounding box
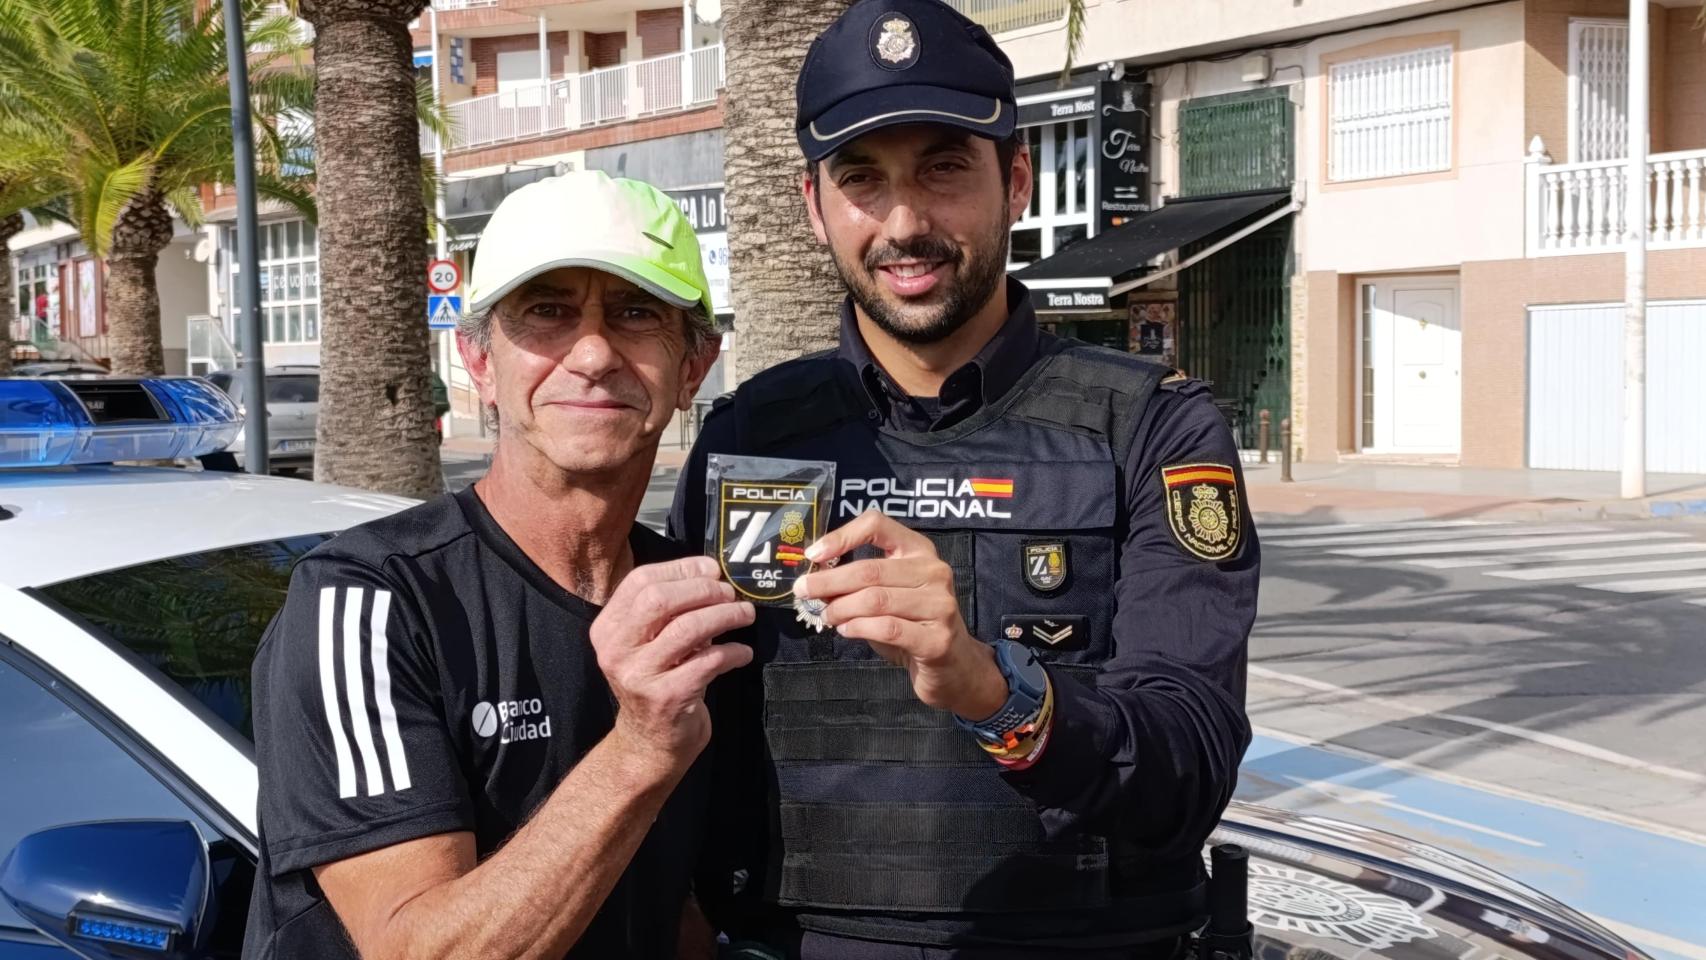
[241,485,701,960]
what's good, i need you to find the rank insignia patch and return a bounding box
[1000,615,1089,651]
[1022,540,1068,593]
[1160,462,1243,562]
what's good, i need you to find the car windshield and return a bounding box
[35,536,334,743]
[267,374,318,404]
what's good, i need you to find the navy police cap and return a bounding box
[796,0,1017,163]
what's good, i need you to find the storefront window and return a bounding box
[1010,118,1092,269]
[235,217,321,345]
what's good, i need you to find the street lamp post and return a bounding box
[224,0,267,474]
[1621,0,1648,499]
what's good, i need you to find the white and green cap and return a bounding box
[467,170,713,319]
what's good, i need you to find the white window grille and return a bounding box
[1327,44,1453,183]
[1008,118,1093,268]
[1569,19,1628,163]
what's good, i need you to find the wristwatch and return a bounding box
[954,639,1050,746]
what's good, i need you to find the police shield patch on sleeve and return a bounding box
[1160,462,1243,562]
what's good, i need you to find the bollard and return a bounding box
[1280,418,1293,483]
[1257,410,1271,464]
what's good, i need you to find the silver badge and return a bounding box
[874,17,917,66]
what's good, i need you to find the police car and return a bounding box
[0,377,1650,960]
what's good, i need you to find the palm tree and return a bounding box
[721,0,1087,384]
[721,0,852,382]
[0,205,21,376]
[296,0,443,498]
[0,0,316,375]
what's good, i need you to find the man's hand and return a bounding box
[793,510,1006,720]
[591,555,754,775]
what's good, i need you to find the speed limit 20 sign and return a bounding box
[427,258,461,294]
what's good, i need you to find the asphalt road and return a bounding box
[1247,516,1706,960]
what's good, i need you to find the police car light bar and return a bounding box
[71,913,176,952]
[0,377,242,469]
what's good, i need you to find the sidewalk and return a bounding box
[1243,457,1706,525]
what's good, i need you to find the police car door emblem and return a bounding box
[1161,462,1242,562]
[1244,862,1436,949]
[1022,540,1068,593]
[872,16,918,68]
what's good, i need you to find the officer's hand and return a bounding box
[793,511,1006,720]
[591,556,754,773]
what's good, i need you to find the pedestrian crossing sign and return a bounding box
[428,295,461,330]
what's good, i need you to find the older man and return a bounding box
[242,171,752,960]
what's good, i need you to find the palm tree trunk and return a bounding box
[105,191,174,375]
[301,0,442,498]
[0,212,21,376]
[723,0,851,383]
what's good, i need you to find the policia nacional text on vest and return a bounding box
[701,335,1223,950]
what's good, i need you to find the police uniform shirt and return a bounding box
[242,485,703,960]
[670,277,1258,949]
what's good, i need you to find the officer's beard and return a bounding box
[835,213,1010,346]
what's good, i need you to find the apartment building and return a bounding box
[991,0,1705,473]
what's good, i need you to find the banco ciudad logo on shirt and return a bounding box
[472,697,553,744]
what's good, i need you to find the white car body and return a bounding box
[0,466,414,841]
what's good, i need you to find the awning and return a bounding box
[1014,190,1295,311]
[413,51,433,68]
[444,213,489,253]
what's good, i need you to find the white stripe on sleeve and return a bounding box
[317,587,358,799]
[342,587,387,797]
[368,590,412,793]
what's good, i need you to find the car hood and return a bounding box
[1215,801,1645,960]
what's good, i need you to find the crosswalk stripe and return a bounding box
[1271,523,1604,548]
[1404,539,1703,569]
[1330,532,1658,558]
[1486,556,1706,581]
[1585,574,1706,594]
[1690,598,1706,606]
[1259,520,1507,539]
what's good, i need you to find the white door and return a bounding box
[497,49,544,107]
[1366,280,1462,454]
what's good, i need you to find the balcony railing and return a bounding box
[432,0,499,10]
[942,0,1068,34]
[430,44,725,154]
[1527,146,1706,256]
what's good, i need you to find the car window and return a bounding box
[37,536,333,743]
[207,371,240,402]
[0,657,222,934]
[265,374,318,405]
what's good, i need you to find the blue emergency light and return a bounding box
[72,913,175,951]
[0,377,242,469]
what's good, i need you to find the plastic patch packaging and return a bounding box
[706,454,837,627]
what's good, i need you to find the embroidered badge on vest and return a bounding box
[1160,462,1243,562]
[1022,540,1069,593]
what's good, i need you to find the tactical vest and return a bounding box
[722,336,1207,945]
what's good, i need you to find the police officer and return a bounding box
[669,1,1258,956]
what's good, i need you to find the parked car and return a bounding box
[205,366,452,475]
[10,360,110,377]
[0,376,1657,960]
[205,366,321,475]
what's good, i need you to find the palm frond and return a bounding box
[78,153,155,258]
[164,184,204,228]
[1059,0,1086,86]
[255,171,316,224]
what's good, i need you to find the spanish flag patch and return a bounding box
[1160,462,1243,561]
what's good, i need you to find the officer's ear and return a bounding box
[1006,140,1033,229]
[802,164,830,245]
